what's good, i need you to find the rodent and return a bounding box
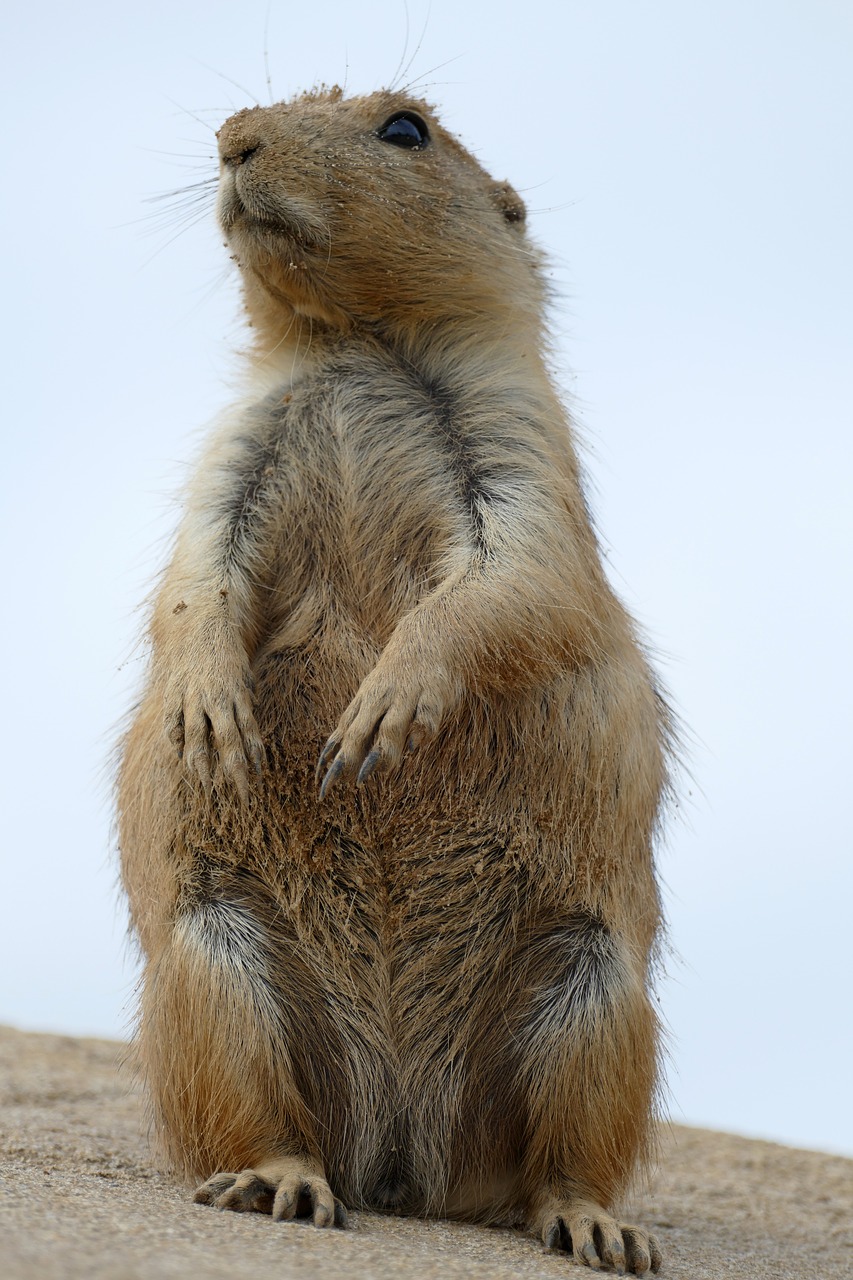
[117,85,672,1276]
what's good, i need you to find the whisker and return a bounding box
[121,196,214,237]
[400,52,465,98]
[144,178,219,203]
[263,1,274,104]
[135,211,211,242]
[190,58,260,107]
[139,146,216,163]
[184,265,233,316]
[127,165,219,261]
[258,309,301,371]
[133,195,218,233]
[388,0,413,93]
[526,201,579,216]
[394,2,433,92]
[138,214,213,267]
[163,96,217,134]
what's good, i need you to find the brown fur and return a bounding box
[117,87,672,1275]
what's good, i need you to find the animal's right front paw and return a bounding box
[164,662,265,803]
[193,1158,347,1228]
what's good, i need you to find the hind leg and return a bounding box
[138,881,347,1227]
[518,914,662,1275]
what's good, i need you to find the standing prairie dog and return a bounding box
[118,86,672,1275]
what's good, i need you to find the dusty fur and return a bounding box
[117,87,673,1275]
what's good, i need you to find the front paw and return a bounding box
[193,1158,347,1228]
[537,1196,662,1275]
[317,660,456,798]
[164,662,265,803]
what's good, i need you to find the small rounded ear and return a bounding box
[490,180,526,228]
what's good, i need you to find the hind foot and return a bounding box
[536,1195,661,1275]
[193,1155,348,1228]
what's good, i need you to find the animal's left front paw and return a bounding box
[537,1195,662,1275]
[317,657,457,797]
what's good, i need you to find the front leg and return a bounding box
[161,613,265,803]
[149,403,286,803]
[316,386,634,798]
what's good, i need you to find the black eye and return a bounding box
[377,111,430,150]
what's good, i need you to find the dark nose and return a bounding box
[223,145,259,167]
[217,110,265,167]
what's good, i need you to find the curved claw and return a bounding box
[333,1199,349,1228]
[356,750,381,786]
[544,1219,570,1251]
[315,736,339,784]
[581,1241,602,1269]
[319,755,345,800]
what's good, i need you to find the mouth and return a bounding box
[217,178,327,251]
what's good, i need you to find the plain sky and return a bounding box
[1,1,851,1156]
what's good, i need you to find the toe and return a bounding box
[648,1233,663,1274]
[271,1180,299,1221]
[215,1171,274,1213]
[601,1229,627,1274]
[333,1199,349,1228]
[308,1179,337,1227]
[542,1217,571,1251]
[272,1175,339,1226]
[623,1227,651,1276]
[193,1172,237,1205]
[567,1214,601,1268]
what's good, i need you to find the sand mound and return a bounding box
[0,1025,850,1279]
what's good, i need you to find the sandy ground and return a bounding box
[0,1025,850,1280]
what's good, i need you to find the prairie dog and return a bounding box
[118,86,671,1275]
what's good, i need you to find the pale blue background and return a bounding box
[1,1,850,1155]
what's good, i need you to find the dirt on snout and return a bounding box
[0,1024,851,1280]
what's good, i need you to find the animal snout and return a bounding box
[217,111,265,168]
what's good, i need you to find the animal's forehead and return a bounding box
[285,87,437,122]
[217,89,491,187]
